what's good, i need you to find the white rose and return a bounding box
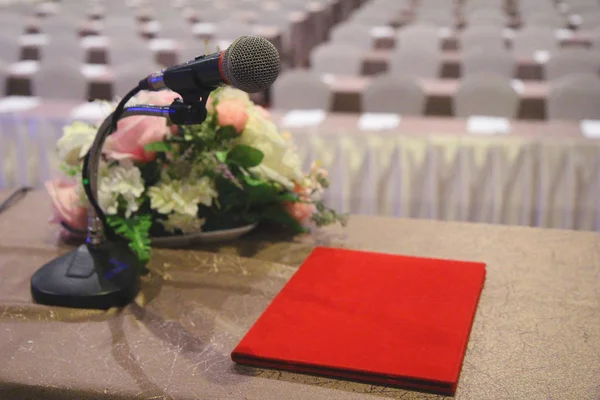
[238,108,304,184]
[57,122,97,166]
[212,87,251,106]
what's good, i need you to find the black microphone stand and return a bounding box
[30,85,214,310]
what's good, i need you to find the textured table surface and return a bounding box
[0,190,598,400]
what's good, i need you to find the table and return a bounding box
[1,99,598,231]
[327,75,550,118]
[0,190,599,399]
[363,49,554,81]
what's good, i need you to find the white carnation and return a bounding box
[160,213,206,234]
[57,122,97,166]
[98,163,145,217]
[148,177,218,217]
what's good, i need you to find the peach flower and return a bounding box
[215,99,248,133]
[255,105,271,120]
[284,184,315,226]
[284,201,315,226]
[104,115,171,162]
[45,180,88,238]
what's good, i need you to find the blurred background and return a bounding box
[1,0,600,230]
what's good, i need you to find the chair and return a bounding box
[310,44,363,75]
[350,11,392,26]
[396,24,440,52]
[462,48,516,78]
[546,48,600,81]
[579,13,600,31]
[464,9,506,27]
[272,70,332,110]
[330,23,373,50]
[33,62,87,100]
[460,26,506,51]
[109,38,156,67]
[0,61,6,96]
[547,74,600,120]
[414,11,454,28]
[512,27,559,57]
[524,12,566,30]
[43,32,85,64]
[454,74,520,118]
[0,35,21,64]
[389,47,440,79]
[214,22,254,41]
[362,75,426,115]
[102,16,140,39]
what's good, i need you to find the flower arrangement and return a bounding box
[46,87,346,263]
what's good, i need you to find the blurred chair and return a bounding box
[0,61,6,95]
[546,48,600,81]
[350,10,392,26]
[0,15,25,38]
[389,47,440,79]
[454,74,520,118]
[512,27,559,57]
[310,44,363,75]
[464,9,506,28]
[460,26,506,51]
[396,24,440,52]
[330,23,373,50]
[214,22,254,41]
[0,36,21,64]
[362,75,426,115]
[524,12,566,29]
[43,32,85,64]
[591,29,600,49]
[33,62,87,100]
[547,74,600,120]
[109,38,156,67]
[578,13,600,31]
[414,11,455,28]
[201,7,237,23]
[462,48,515,78]
[40,14,79,37]
[102,16,140,39]
[272,70,332,110]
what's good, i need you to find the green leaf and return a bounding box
[277,192,300,202]
[227,145,264,168]
[144,141,172,153]
[215,151,227,163]
[261,204,306,233]
[106,215,153,264]
[216,125,239,140]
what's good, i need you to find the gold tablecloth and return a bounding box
[0,190,599,399]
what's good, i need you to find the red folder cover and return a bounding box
[231,247,486,395]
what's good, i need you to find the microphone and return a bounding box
[144,35,281,96]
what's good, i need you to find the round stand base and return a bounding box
[31,241,141,309]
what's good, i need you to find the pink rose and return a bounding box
[284,184,316,226]
[45,180,88,239]
[215,99,248,133]
[137,90,181,105]
[104,115,171,162]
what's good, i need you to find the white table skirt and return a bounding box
[1,109,599,231]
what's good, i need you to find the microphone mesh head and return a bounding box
[221,36,281,93]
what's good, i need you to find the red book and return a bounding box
[231,247,486,395]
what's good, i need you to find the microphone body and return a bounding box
[146,51,227,94]
[144,36,281,97]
